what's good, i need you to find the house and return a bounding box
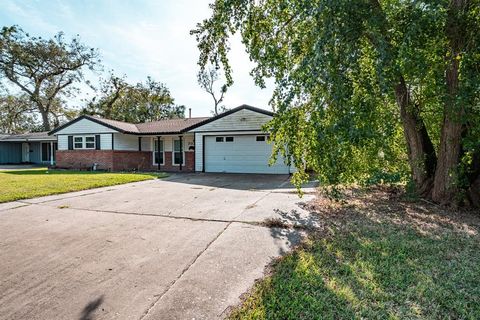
[48,105,292,174]
[0,132,57,165]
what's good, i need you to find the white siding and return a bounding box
[113,133,138,151]
[190,109,272,132]
[195,132,203,171]
[141,137,152,151]
[58,135,68,150]
[57,133,112,150]
[54,118,118,135]
[100,134,113,150]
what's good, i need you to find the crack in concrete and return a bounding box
[138,221,233,320]
[36,201,273,228]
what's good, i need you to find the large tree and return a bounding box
[82,74,185,122]
[192,0,480,206]
[0,26,99,131]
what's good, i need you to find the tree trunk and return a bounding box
[395,77,437,197]
[39,108,51,131]
[431,0,466,204]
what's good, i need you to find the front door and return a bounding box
[22,143,30,162]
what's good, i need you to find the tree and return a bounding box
[197,67,228,115]
[83,75,185,122]
[0,94,37,134]
[192,0,480,206]
[0,26,99,131]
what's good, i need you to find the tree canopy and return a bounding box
[192,0,480,206]
[82,74,185,123]
[0,26,99,131]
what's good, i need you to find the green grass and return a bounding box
[230,188,480,320]
[0,168,167,203]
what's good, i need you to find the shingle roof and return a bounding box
[49,115,210,135]
[87,116,141,133]
[49,105,273,135]
[135,117,210,134]
[0,131,56,141]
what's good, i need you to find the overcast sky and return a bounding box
[0,0,274,117]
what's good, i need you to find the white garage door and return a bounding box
[204,135,290,174]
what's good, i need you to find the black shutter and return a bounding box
[95,135,101,150]
[68,136,73,150]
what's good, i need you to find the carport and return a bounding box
[0,132,57,165]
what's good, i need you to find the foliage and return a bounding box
[229,189,480,319]
[82,73,185,122]
[197,67,229,115]
[192,0,480,205]
[0,168,166,203]
[0,94,37,133]
[0,25,99,131]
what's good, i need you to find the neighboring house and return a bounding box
[49,105,293,174]
[0,132,57,165]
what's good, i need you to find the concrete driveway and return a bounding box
[0,173,317,320]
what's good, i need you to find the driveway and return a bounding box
[0,173,317,320]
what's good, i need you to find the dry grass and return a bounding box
[230,186,480,319]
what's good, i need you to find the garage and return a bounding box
[189,104,294,174]
[204,134,290,174]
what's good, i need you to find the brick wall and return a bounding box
[112,151,153,171]
[56,150,114,170]
[56,150,195,172]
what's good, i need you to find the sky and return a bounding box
[0,0,274,117]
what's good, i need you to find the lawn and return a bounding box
[0,168,167,203]
[230,187,480,319]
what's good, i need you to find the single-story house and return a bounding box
[49,105,293,174]
[0,132,57,165]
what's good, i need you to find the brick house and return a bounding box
[49,105,293,174]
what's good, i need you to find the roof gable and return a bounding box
[187,105,274,132]
[49,116,122,135]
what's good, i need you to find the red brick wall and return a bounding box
[112,151,153,171]
[56,150,114,170]
[56,150,195,172]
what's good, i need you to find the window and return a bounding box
[153,139,164,164]
[216,136,234,142]
[85,136,95,149]
[73,136,95,149]
[256,136,266,142]
[74,137,83,149]
[173,139,184,165]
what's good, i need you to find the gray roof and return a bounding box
[49,105,273,135]
[49,115,210,135]
[134,117,210,134]
[0,132,56,142]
